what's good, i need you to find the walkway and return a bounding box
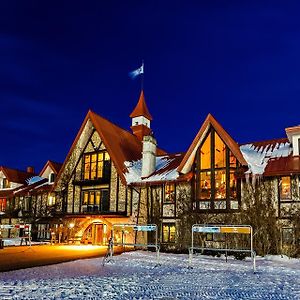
[0,244,122,272]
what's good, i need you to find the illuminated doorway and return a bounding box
[82,222,105,245]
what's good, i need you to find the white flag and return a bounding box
[129,63,144,79]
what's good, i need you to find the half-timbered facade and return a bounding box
[1,90,299,255]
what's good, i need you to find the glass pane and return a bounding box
[95,192,101,205]
[91,154,97,162]
[169,225,176,242]
[104,152,110,161]
[165,184,175,203]
[84,155,91,180]
[200,172,211,199]
[215,201,226,209]
[230,201,239,209]
[229,151,237,167]
[199,201,210,209]
[97,154,103,178]
[90,192,95,205]
[230,171,237,198]
[200,132,211,169]
[163,225,169,242]
[215,133,226,168]
[280,177,291,199]
[83,193,88,205]
[215,170,226,199]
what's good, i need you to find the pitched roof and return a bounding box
[125,153,189,185]
[240,138,293,176]
[55,110,165,187]
[39,160,63,177]
[129,90,153,121]
[177,114,247,174]
[0,167,35,185]
[264,156,300,176]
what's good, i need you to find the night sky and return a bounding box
[1,1,300,172]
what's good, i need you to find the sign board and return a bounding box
[220,226,251,234]
[193,226,220,233]
[0,224,31,230]
[133,225,157,232]
[0,225,14,229]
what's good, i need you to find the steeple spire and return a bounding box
[129,90,153,120]
[130,90,153,140]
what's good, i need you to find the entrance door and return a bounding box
[93,223,103,245]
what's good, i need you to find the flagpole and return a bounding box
[141,60,144,91]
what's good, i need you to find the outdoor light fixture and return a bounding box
[69,223,75,229]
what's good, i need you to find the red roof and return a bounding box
[240,137,289,149]
[178,114,247,173]
[0,167,35,184]
[129,90,153,121]
[39,160,63,176]
[55,110,165,187]
[264,156,300,176]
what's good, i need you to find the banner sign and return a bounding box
[0,224,14,229]
[192,225,251,235]
[0,224,30,230]
[220,226,251,234]
[133,225,156,232]
[193,226,220,233]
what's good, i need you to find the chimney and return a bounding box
[27,166,35,174]
[141,135,157,178]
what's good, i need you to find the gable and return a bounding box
[178,114,247,174]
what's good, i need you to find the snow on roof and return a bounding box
[240,140,292,175]
[124,154,183,184]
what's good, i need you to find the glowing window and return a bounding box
[162,223,176,243]
[200,132,211,169]
[215,170,226,199]
[164,184,175,203]
[200,172,211,199]
[215,133,226,168]
[280,176,291,200]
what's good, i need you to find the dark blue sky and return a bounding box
[1,1,300,172]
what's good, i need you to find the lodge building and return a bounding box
[0,90,299,255]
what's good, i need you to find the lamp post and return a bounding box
[0,212,5,249]
[69,222,75,244]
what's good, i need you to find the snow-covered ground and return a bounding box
[0,251,299,299]
[2,238,49,246]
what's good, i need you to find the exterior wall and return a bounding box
[0,170,23,189]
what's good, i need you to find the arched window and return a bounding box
[194,127,241,211]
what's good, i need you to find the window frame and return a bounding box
[279,176,292,201]
[162,223,176,243]
[163,183,175,204]
[81,188,110,213]
[82,151,111,181]
[195,127,241,211]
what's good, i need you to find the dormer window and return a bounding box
[2,178,10,189]
[49,173,56,183]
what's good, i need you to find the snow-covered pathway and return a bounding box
[0,251,299,299]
